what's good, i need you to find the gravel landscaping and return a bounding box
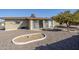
[13,33,44,42]
[0,29,78,50]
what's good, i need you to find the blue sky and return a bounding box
[0,9,77,17]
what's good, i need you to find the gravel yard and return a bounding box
[0,29,78,50]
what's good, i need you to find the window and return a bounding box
[33,20,39,29]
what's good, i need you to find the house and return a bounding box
[0,16,53,31]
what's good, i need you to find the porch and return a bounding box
[30,19,53,30]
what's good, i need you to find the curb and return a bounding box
[12,33,46,45]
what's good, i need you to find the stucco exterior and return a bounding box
[0,17,53,31]
[5,19,30,31]
[53,20,59,28]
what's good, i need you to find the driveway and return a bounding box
[0,29,78,50]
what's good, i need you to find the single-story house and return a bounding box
[0,17,53,31]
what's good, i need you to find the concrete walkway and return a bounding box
[0,29,78,50]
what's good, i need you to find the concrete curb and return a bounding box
[12,33,46,45]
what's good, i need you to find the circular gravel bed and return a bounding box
[12,33,46,45]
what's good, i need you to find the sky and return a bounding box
[0,9,77,18]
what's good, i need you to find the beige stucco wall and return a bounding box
[53,20,59,27]
[5,20,28,31]
[5,20,19,31]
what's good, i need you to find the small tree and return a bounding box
[53,12,65,25]
[73,10,79,25]
[52,11,74,31]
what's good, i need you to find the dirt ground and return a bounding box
[0,29,78,50]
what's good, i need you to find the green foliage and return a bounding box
[73,10,79,23]
[53,11,74,27]
[52,10,79,26]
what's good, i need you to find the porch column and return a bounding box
[48,20,51,28]
[52,20,55,28]
[30,20,33,30]
[43,20,45,28]
[37,20,39,29]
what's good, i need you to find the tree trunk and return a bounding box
[66,22,70,32]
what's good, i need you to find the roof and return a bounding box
[0,17,49,20]
[26,17,49,20]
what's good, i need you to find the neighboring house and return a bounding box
[0,17,53,31]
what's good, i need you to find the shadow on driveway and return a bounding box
[35,34,79,50]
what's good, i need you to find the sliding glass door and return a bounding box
[33,20,44,29]
[33,20,39,29]
[39,20,43,28]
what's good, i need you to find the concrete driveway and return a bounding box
[0,29,78,50]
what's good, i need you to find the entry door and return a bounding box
[39,20,43,28]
